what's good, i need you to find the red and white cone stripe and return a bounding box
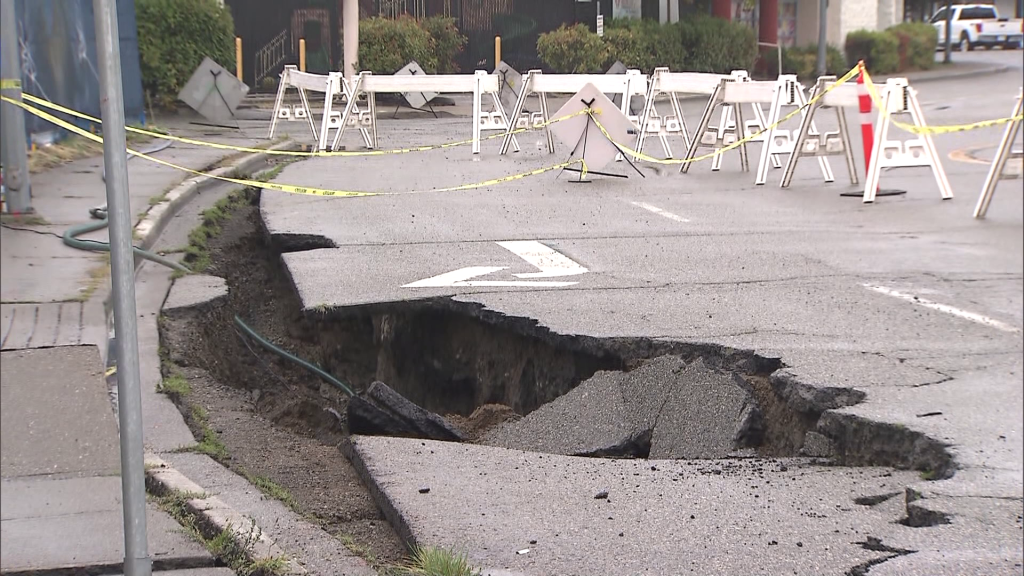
[856,61,875,179]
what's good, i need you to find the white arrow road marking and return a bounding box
[496,240,589,278]
[403,241,588,288]
[863,284,1021,333]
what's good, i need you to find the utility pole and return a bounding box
[1,0,33,213]
[944,0,953,63]
[816,0,828,76]
[92,1,151,575]
[343,0,358,80]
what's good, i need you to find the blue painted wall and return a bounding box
[14,0,146,141]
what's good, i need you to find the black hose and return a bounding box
[232,315,355,397]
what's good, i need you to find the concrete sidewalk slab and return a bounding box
[347,436,924,576]
[0,346,120,478]
[0,477,212,573]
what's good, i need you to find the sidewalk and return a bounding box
[0,115,306,575]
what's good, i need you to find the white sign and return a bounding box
[612,0,641,19]
[597,15,604,37]
[403,241,588,288]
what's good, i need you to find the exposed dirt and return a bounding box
[161,191,406,564]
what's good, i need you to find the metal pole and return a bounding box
[0,0,33,214]
[92,2,151,575]
[943,0,953,63]
[816,0,828,76]
[343,0,358,80]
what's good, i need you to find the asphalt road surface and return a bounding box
[258,52,1024,575]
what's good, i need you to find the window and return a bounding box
[958,7,997,20]
[930,8,947,23]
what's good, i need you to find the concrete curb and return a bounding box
[881,63,1014,85]
[134,139,300,252]
[145,454,307,575]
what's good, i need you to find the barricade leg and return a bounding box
[500,77,530,155]
[862,90,891,203]
[331,75,362,151]
[669,93,690,152]
[975,98,1022,218]
[907,90,953,200]
[268,74,289,139]
[539,92,554,153]
[780,98,816,188]
[472,76,482,154]
[835,106,858,186]
[735,104,749,172]
[681,88,720,174]
[491,91,520,152]
[711,105,732,171]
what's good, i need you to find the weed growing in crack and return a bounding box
[400,546,481,576]
[209,520,288,576]
[179,404,229,461]
[159,372,192,398]
[919,469,938,481]
[239,469,297,511]
[180,188,253,275]
[156,490,287,576]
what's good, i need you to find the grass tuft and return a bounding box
[159,372,191,397]
[401,546,480,576]
[239,469,297,511]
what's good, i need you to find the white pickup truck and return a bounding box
[931,4,1024,51]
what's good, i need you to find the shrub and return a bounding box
[603,18,686,72]
[677,15,758,73]
[845,29,900,74]
[887,22,937,71]
[536,24,608,73]
[779,44,847,79]
[135,0,236,106]
[358,17,436,74]
[420,16,468,73]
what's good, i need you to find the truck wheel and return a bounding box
[959,33,973,51]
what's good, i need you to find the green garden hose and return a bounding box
[62,218,190,273]
[232,315,355,397]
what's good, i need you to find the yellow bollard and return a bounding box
[235,37,243,81]
[494,36,501,66]
[299,39,306,72]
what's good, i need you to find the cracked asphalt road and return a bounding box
[258,54,1023,574]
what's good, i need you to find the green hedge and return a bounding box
[602,18,687,71]
[779,44,847,79]
[420,16,468,73]
[845,29,901,74]
[886,22,937,71]
[536,24,608,73]
[677,15,758,73]
[537,17,756,74]
[135,0,236,105]
[357,16,468,74]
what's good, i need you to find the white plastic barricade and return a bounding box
[781,75,859,189]
[333,70,513,154]
[635,69,732,160]
[975,88,1023,219]
[499,70,648,155]
[267,66,371,151]
[863,78,952,203]
[755,75,834,186]
[680,75,778,175]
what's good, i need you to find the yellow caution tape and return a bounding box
[3,96,584,198]
[860,69,1024,135]
[21,93,588,158]
[1,79,22,90]
[588,65,862,165]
